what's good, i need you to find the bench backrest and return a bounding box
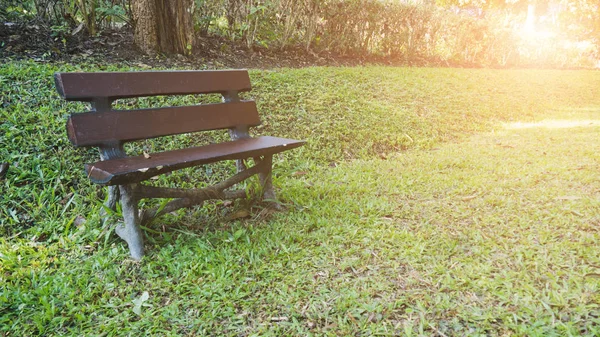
[55,70,260,147]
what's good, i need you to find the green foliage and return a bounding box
[2,61,600,335]
[0,0,36,21]
[189,0,597,67]
[0,0,130,34]
[3,0,598,67]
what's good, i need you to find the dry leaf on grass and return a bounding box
[225,209,250,221]
[132,291,150,315]
[270,316,288,322]
[74,215,86,227]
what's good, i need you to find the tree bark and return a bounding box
[132,0,194,55]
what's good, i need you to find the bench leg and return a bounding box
[100,186,120,224]
[254,155,281,209]
[106,185,120,210]
[235,159,247,173]
[115,184,144,260]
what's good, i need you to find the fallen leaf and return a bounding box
[270,316,288,322]
[569,210,583,217]
[225,209,250,221]
[496,143,515,148]
[132,291,150,315]
[138,168,149,173]
[143,151,151,159]
[461,195,477,201]
[347,312,358,324]
[74,215,86,227]
[314,271,328,279]
[293,171,308,176]
[71,22,85,35]
[222,200,233,207]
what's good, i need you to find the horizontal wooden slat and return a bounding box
[67,101,260,147]
[85,136,306,185]
[54,70,251,101]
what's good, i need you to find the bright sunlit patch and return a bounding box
[505,120,600,129]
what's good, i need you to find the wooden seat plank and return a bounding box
[67,101,260,147]
[85,136,305,185]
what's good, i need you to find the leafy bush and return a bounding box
[3,0,598,67]
[190,0,597,68]
[0,0,130,34]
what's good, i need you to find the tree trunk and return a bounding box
[132,0,194,55]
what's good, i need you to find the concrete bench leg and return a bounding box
[106,185,120,211]
[100,186,120,225]
[254,155,281,209]
[115,184,144,260]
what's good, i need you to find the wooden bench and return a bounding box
[55,70,305,260]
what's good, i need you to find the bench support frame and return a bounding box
[91,96,279,260]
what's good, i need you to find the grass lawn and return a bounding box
[1,61,600,335]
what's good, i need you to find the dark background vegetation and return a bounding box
[1,0,599,68]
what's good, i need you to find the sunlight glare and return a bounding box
[505,120,600,130]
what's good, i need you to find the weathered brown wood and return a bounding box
[67,101,260,147]
[85,136,305,185]
[54,70,252,102]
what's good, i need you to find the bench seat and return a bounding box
[86,136,305,185]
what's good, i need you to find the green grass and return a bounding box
[1,61,600,335]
